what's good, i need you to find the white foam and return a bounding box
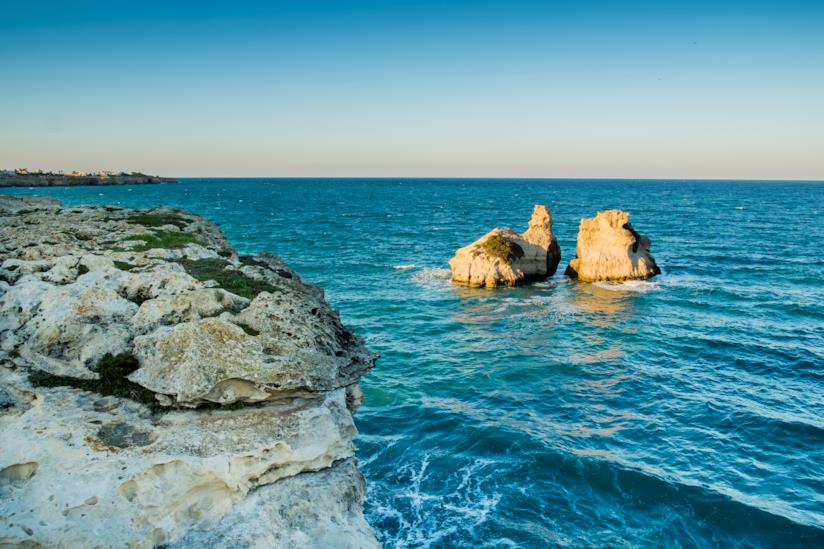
[393,264,417,271]
[411,267,451,288]
[366,451,505,548]
[592,279,660,293]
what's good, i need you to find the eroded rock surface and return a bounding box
[449,205,562,287]
[565,209,660,282]
[0,195,379,548]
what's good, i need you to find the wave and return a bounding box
[407,397,824,535]
[365,426,824,548]
[393,264,417,271]
[366,453,505,549]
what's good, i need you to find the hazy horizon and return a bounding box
[2,0,823,180]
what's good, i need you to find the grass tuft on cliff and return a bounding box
[113,260,137,271]
[482,235,525,262]
[122,230,204,251]
[177,258,278,299]
[126,212,190,230]
[28,353,163,412]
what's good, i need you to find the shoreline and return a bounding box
[0,174,176,187]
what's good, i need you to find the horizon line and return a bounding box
[168,175,824,182]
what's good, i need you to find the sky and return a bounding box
[1,0,823,179]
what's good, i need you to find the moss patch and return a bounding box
[482,235,525,262]
[178,258,277,299]
[28,353,163,413]
[113,260,136,271]
[127,212,190,230]
[123,230,204,251]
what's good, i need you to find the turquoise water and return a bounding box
[6,179,824,547]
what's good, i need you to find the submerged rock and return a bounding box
[565,209,660,282]
[449,205,562,287]
[0,196,378,548]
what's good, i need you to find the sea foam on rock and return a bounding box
[0,195,379,548]
[565,209,660,282]
[449,204,561,287]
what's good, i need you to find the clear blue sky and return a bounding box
[1,0,822,179]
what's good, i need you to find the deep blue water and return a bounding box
[6,179,824,548]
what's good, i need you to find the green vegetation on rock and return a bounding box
[233,322,261,336]
[113,260,136,271]
[178,258,277,299]
[239,255,268,268]
[482,234,525,262]
[123,230,204,251]
[126,212,190,230]
[28,353,163,412]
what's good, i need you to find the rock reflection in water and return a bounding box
[571,283,635,326]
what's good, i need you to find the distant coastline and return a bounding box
[0,169,175,187]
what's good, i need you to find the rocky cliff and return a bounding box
[0,196,379,548]
[449,205,562,287]
[565,209,660,282]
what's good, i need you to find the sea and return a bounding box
[5,179,823,548]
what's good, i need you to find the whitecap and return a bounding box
[393,264,417,271]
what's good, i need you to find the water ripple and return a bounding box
[9,179,824,547]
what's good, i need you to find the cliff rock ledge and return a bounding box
[0,196,379,548]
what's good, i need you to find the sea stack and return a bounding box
[565,209,660,282]
[449,204,561,287]
[0,196,379,548]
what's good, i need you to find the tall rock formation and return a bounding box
[565,209,660,282]
[449,205,561,287]
[0,196,379,548]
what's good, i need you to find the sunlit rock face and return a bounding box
[0,195,378,548]
[565,209,660,282]
[449,205,562,287]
